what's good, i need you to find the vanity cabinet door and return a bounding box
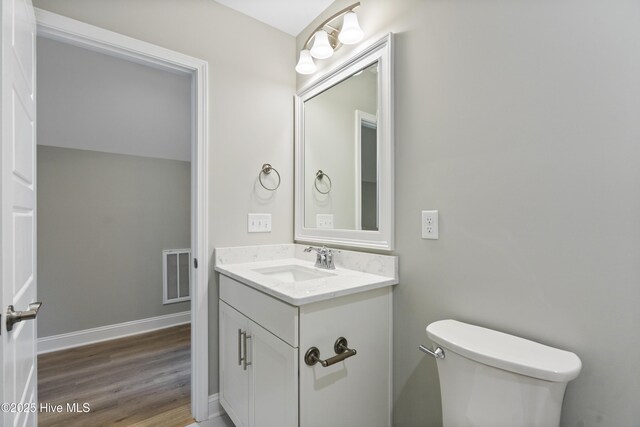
[220,302,250,427]
[299,288,392,427]
[251,321,298,427]
[220,299,299,427]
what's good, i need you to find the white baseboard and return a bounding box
[208,393,225,419]
[38,311,191,354]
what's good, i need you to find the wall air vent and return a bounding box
[163,249,191,304]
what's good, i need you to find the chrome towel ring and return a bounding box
[314,170,332,194]
[259,163,281,191]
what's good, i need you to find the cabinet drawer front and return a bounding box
[220,275,299,347]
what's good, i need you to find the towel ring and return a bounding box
[314,170,332,194]
[259,163,280,191]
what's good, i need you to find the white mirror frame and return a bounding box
[295,33,394,251]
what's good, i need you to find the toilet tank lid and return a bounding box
[426,320,582,383]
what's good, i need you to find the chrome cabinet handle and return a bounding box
[243,332,252,370]
[305,337,357,367]
[6,302,42,332]
[237,329,252,370]
[419,344,445,359]
[238,329,243,366]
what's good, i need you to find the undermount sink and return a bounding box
[252,264,334,283]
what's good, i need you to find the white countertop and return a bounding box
[214,244,398,306]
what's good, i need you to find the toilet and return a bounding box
[425,319,582,427]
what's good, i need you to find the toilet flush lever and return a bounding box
[419,344,445,359]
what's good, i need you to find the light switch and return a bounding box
[248,213,272,233]
[316,214,334,229]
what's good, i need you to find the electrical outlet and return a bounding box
[316,214,334,229]
[248,213,272,233]
[421,210,438,239]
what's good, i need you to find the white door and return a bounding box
[1,0,39,425]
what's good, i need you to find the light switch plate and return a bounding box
[248,213,272,233]
[421,210,438,239]
[316,214,334,229]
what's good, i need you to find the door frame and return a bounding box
[34,9,210,421]
[354,109,377,231]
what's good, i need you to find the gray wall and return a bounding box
[33,0,296,395]
[37,146,191,337]
[299,1,640,426]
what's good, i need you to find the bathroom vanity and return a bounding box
[216,33,398,427]
[215,244,398,427]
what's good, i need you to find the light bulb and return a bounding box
[339,11,363,45]
[295,50,317,74]
[310,30,334,59]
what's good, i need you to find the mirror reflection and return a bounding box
[304,62,378,231]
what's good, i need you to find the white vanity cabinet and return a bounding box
[218,273,393,427]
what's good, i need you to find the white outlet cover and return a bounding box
[421,210,438,239]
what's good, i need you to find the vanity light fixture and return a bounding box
[338,11,364,44]
[295,49,317,74]
[310,30,334,59]
[295,2,363,75]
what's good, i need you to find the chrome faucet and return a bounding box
[304,245,337,270]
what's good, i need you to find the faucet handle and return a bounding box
[305,246,325,268]
[324,247,340,258]
[325,249,338,270]
[304,246,339,269]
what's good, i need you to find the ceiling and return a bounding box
[214,0,335,36]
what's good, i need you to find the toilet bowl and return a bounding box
[425,319,581,427]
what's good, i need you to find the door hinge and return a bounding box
[194,258,198,269]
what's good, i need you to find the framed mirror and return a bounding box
[295,33,394,250]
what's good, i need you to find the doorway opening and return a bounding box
[35,9,209,423]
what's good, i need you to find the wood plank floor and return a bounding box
[38,324,193,427]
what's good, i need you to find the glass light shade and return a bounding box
[338,12,363,45]
[310,30,334,59]
[295,50,317,74]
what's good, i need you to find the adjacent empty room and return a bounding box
[36,36,194,425]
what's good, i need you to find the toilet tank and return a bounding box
[426,320,581,427]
